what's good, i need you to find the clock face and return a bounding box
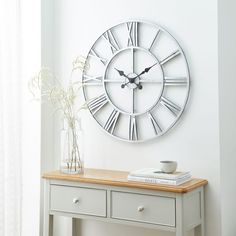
[82,21,190,142]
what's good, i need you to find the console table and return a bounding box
[43,169,207,236]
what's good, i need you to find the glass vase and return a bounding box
[60,118,84,174]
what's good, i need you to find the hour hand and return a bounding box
[115,68,129,78]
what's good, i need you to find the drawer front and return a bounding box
[50,185,106,217]
[111,191,175,226]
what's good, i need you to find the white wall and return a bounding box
[218,0,236,235]
[42,0,222,236]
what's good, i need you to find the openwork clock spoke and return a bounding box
[139,79,162,83]
[131,88,135,114]
[131,47,135,73]
[103,79,124,83]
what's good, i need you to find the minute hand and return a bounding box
[134,62,158,79]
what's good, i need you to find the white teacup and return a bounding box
[160,161,177,173]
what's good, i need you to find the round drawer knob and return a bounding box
[137,206,144,212]
[72,198,79,204]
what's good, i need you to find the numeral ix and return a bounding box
[83,75,103,86]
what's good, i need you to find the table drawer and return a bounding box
[50,185,106,217]
[111,191,175,226]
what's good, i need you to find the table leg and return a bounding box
[43,214,53,236]
[176,229,187,236]
[43,180,53,236]
[195,187,205,236]
[176,195,187,236]
[72,218,77,236]
[194,223,205,236]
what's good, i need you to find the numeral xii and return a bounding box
[127,22,138,47]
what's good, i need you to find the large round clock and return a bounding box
[82,21,190,142]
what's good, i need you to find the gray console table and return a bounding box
[43,169,207,236]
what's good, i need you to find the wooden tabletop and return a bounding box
[43,168,208,193]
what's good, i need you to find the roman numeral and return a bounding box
[126,22,138,47]
[148,29,161,51]
[103,30,120,54]
[83,75,103,86]
[104,109,120,134]
[160,50,181,66]
[148,112,162,135]
[89,49,107,65]
[87,94,108,115]
[164,76,187,86]
[129,116,138,141]
[160,97,181,117]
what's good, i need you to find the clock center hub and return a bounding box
[126,73,140,89]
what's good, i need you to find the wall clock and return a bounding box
[82,21,190,142]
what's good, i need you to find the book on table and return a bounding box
[128,168,191,185]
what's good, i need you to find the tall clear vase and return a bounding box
[60,118,84,174]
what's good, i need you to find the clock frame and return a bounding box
[82,21,190,142]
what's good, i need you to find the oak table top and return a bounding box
[43,169,208,193]
[43,168,208,193]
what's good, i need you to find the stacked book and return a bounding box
[128,168,191,186]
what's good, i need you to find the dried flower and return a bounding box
[29,56,88,173]
[28,56,87,120]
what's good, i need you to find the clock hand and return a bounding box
[134,62,158,79]
[114,68,130,79]
[121,80,142,89]
[114,68,134,88]
[114,68,142,89]
[121,81,129,88]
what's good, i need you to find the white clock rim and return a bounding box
[82,20,191,143]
